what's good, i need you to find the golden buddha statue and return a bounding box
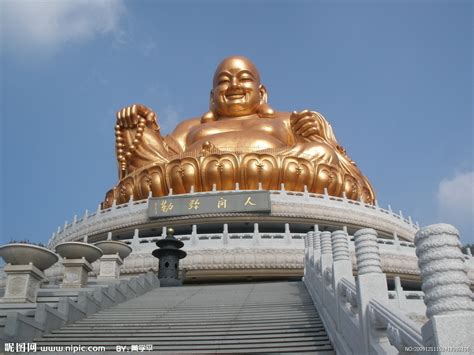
[103,56,375,207]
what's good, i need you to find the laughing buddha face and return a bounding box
[211,56,268,118]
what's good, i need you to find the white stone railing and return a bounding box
[48,188,419,248]
[303,224,474,354]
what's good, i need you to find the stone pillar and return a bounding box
[253,223,260,246]
[97,254,123,280]
[131,229,140,249]
[331,230,354,285]
[61,257,93,288]
[320,231,334,309]
[284,223,292,244]
[191,224,198,246]
[1,264,44,303]
[354,228,388,354]
[222,224,229,245]
[415,224,474,354]
[312,231,321,270]
[394,276,406,308]
[331,230,354,333]
[320,231,332,280]
[304,232,309,277]
[308,231,314,267]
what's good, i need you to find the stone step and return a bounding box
[49,325,325,335]
[69,318,322,328]
[83,312,319,321]
[98,301,313,313]
[38,330,330,341]
[34,344,334,354]
[63,321,323,331]
[35,338,332,347]
[33,281,334,353]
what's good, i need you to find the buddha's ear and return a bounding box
[258,85,275,118]
[207,90,214,109]
[201,90,216,123]
[259,85,268,104]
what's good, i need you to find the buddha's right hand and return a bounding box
[290,110,322,142]
[116,104,159,130]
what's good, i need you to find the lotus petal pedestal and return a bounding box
[55,242,103,288]
[0,244,59,303]
[94,241,132,280]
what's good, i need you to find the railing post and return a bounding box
[354,228,388,354]
[331,229,354,332]
[131,229,140,249]
[312,230,321,271]
[222,224,229,245]
[320,231,333,307]
[415,224,474,353]
[308,231,314,269]
[284,223,292,244]
[320,231,332,278]
[252,223,260,246]
[304,232,309,277]
[393,231,400,249]
[331,230,354,285]
[394,276,406,309]
[191,224,198,246]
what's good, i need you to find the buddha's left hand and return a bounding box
[290,110,322,142]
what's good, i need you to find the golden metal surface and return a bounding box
[105,56,375,207]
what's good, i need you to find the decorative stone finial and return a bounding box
[332,230,350,262]
[415,223,474,318]
[354,228,382,275]
[320,231,332,255]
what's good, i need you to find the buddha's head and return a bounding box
[202,56,274,122]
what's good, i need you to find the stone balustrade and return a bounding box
[47,188,419,248]
[303,223,473,355]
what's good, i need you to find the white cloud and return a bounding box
[437,171,474,239]
[1,0,126,53]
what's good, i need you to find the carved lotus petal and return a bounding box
[280,157,315,192]
[361,187,374,204]
[166,158,201,194]
[343,174,360,200]
[103,188,116,209]
[241,154,278,190]
[116,177,135,204]
[313,163,343,196]
[201,154,239,191]
[137,166,167,199]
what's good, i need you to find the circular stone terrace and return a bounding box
[49,188,419,248]
[42,188,432,284]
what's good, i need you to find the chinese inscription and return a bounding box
[147,191,271,218]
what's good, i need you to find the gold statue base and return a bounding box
[103,150,375,208]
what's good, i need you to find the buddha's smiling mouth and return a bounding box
[224,91,246,101]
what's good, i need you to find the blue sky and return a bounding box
[1,0,473,245]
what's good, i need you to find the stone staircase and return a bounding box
[0,273,159,343]
[35,281,334,353]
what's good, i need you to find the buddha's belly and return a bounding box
[186,131,286,152]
